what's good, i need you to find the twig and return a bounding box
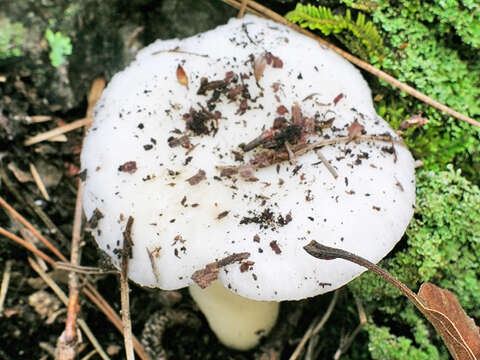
[0,260,13,313]
[58,179,84,359]
[221,0,480,128]
[24,117,92,146]
[28,258,111,360]
[55,262,117,275]
[29,162,50,201]
[217,134,405,174]
[289,290,339,360]
[333,296,367,360]
[121,217,135,360]
[315,149,338,179]
[237,0,248,18]
[0,196,150,360]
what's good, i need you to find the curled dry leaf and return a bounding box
[418,283,480,360]
[400,114,429,130]
[303,241,480,360]
[176,65,188,89]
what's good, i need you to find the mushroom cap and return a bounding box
[81,15,415,301]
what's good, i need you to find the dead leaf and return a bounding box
[191,252,250,288]
[186,169,206,185]
[347,120,365,140]
[254,55,267,83]
[418,283,480,360]
[176,65,188,89]
[400,114,429,130]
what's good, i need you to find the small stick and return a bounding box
[59,179,84,358]
[315,149,338,179]
[0,260,13,313]
[29,162,50,201]
[121,217,135,360]
[237,0,248,18]
[28,258,111,360]
[24,117,92,146]
[289,290,339,360]
[55,262,117,275]
[333,296,367,360]
[221,0,480,128]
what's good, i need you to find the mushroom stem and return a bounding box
[189,281,279,350]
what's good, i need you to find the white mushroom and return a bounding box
[81,15,415,350]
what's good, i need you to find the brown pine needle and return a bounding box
[0,195,67,262]
[221,0,480,128]
[23,117,92,146]
[0,260,13,313]
[0,226,56,265]
[29,162,51,201]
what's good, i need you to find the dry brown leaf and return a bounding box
[303,241,480,360]
[254,54,267,83]
[347,120,364,140]
[418,283,480,360]
[176,65,189,89]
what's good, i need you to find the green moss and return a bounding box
[369,0,480,179]
[45,28,72,67]
[349,167,480,358]
[0,17,25,60]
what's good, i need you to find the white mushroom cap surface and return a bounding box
[81,15,415,301]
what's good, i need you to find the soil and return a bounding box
[0,1,366,359]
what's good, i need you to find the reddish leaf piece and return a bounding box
[176,65,188,89]
[118,161,137,174]
[418,283,480,360]
[347,120,365,140]
[191,252,250,288]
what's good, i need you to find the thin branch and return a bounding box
[59,179,84,358]
[121,216,135,360]
[237,0,248,18]
[333,296,367,360]
[28,258,111,360]
[55,262,117,275]
[289,290,339,360]
[315,149,338,179]
[221,0,480,128]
